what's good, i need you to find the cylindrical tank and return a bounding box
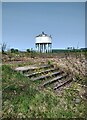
[35,34,52,44]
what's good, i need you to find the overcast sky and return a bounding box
[2,2,85,50]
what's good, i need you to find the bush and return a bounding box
[10,48,19,53]
[47,60,52,65]
[26,49,30,53]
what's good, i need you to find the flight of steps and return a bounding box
[15,64,73,91]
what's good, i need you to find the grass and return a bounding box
[2,65,87,119]
[75,74,87,86]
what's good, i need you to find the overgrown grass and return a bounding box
[75,74,87,86]
[2,65,87,119]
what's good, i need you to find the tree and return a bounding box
[15,49,19,53]
[10,48,19,53]
[2,42,7,53]
[10,48,15,53]
[26,49,30,53]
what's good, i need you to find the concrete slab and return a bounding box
[15,65,38,71]
[15,65,53,71]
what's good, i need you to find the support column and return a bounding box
[37,44,38,52]
[47,43,49,53]
[42,43,44,52]
[40,43,41,52]
[48,43,49,53]
[45,43,47,53]
[48,43,50,52]
[40,44,41,52]
[39,43,40,52]
[44,44,45,53]
[47,43,49,52]
[46,43,47,53]
[41,44,42,53]
[37,44,39,51]
[43,44,44,53]
[49,43,51,52]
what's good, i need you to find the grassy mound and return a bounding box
[2,65,87,119]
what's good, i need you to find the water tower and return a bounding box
[35,32,52,53]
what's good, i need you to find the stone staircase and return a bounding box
[15,64,73,91]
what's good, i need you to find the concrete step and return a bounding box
[31,71,63,81]
[53,77,73,90]
[15,64,54,73]
[24,68,59,77]
[41,74,67,87]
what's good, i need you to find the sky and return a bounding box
[2,2,85,51]
[2,0,87,2]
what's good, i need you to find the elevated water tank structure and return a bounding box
[35,32,52,53]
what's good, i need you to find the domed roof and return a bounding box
[36,32,52,38]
